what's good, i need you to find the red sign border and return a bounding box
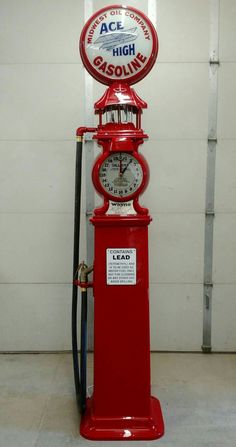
[79,4,158,86]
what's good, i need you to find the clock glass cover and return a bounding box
[99,152,143,199]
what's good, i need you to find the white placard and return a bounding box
[106,248,136,285]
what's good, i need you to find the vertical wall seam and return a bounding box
[84,0,94,350]
[148,0,157,30]
[202,0,220,352]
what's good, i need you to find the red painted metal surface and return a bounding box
[76,126,96,137]
[78,88,164,439]
[80,216,164,440]
[92,149,149,203]
[91,99,149,214]
[73,280,93,289]
[77,106,164,439]
[81,396,164,440]
[94,82,147,109]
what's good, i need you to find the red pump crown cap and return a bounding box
[94,82,147,110]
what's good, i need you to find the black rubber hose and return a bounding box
[72,139,83,411]
[80,289,88,414]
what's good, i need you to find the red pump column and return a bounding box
[80,216,165,440]
[92,217,151,419]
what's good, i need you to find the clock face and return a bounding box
[99,152,143,199]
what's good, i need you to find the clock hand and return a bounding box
[121,160,132,175]
[119,158,123,176]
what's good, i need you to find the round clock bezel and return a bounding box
[92,151,149,202]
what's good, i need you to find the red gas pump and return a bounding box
[72,5,164,441]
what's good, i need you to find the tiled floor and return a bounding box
[0,353,236,447]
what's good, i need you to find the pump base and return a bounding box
[80,396,164,440]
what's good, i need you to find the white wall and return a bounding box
[0,0,86,351]
[0,0,235,351]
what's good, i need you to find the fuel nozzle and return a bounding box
[78,262,93,291]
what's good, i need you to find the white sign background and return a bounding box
[106,248,136,285]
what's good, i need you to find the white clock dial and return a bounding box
[99,152,143,198]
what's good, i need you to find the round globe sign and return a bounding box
[79,5,158,85]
